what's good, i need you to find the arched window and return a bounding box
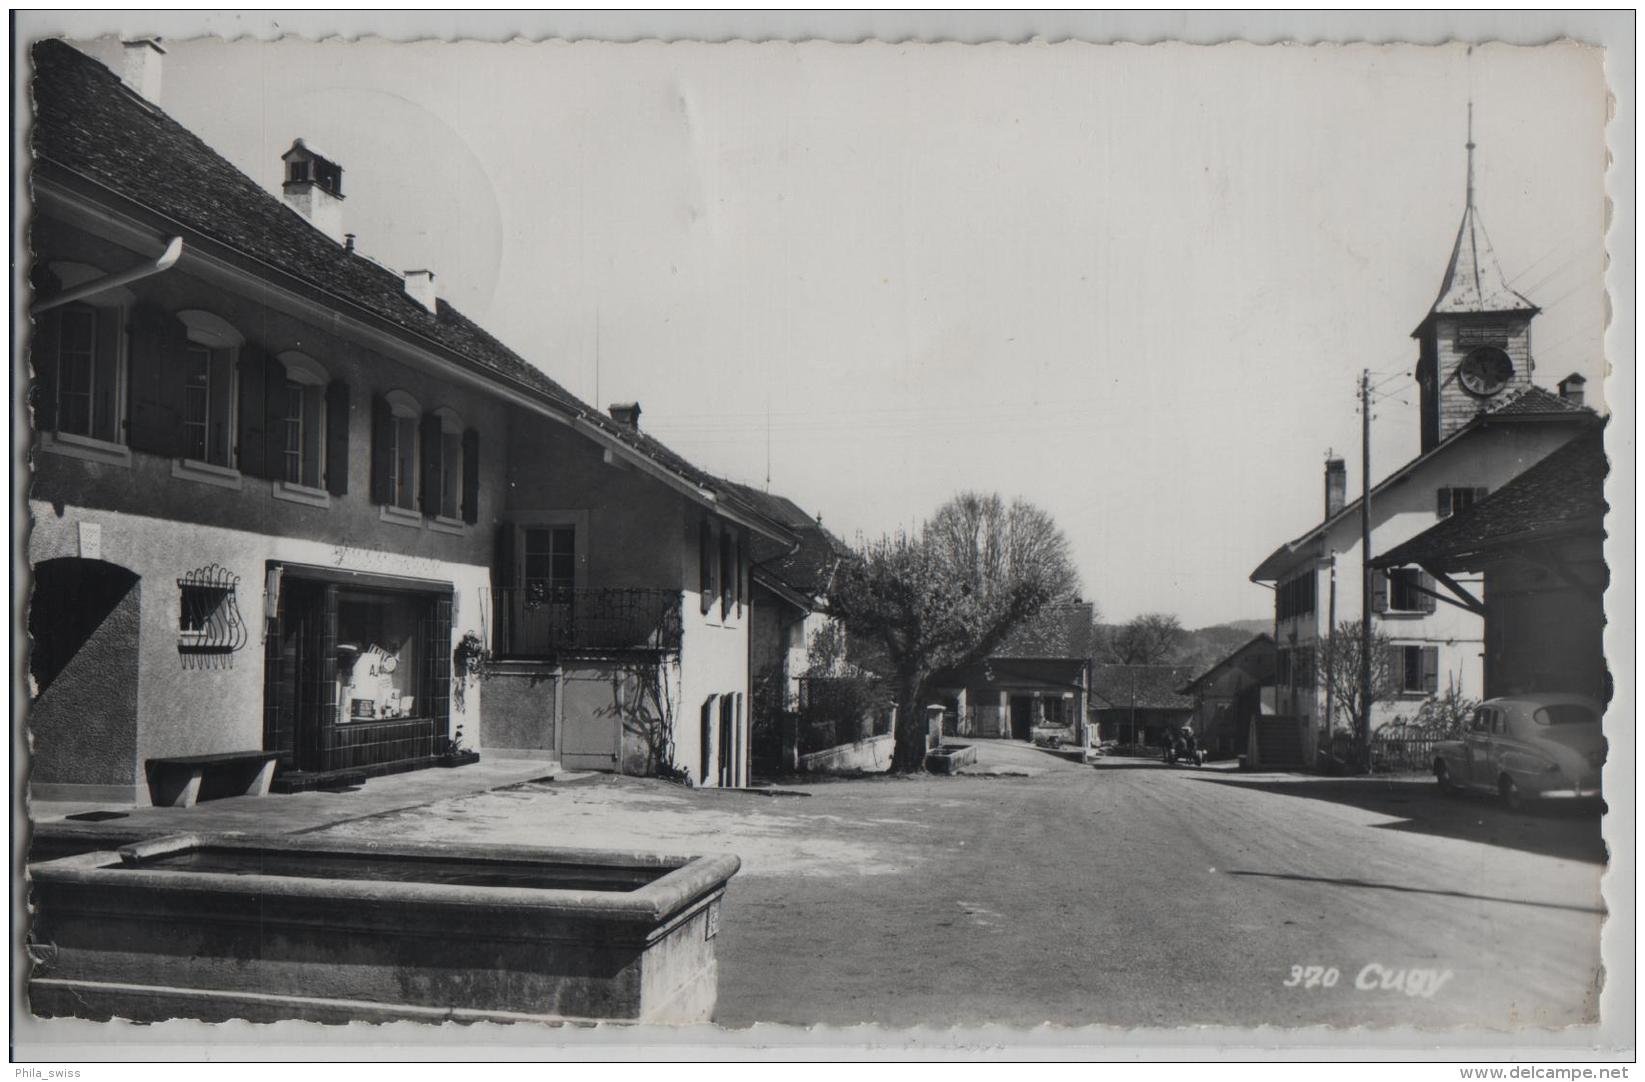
[433,407,464,520]
[177,310,244,468]
[383,390,421,512]
[276,352,328,490]
[37,261,131,447]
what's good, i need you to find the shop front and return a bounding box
[263,562,454,788]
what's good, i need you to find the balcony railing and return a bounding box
[484,586,683,657]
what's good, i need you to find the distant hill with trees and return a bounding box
[1096,616,1270,678]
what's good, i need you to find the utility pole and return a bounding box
[1359,369,1374,772]
[1325,551,1337,737]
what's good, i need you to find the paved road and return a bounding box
[320,742,1607,1029]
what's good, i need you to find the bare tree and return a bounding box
[1107,612,1184,665]
[1319,620,1396,735]
[829,492,1080,772]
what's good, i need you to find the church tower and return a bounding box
[1412,108,1539,452]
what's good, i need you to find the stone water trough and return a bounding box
[27,832,740,1025]
[925,744,977,774]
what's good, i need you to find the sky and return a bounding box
[70,35,1612,626]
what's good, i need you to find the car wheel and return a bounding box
[1436,762,1458,796]
[1499,775,1525,813]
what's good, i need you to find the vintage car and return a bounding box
[1432,695,1606,810]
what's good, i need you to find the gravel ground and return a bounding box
[316,742,1608,1031]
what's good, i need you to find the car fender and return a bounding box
[1432,741,1467,774]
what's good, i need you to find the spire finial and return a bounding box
[1466,100,1476,210]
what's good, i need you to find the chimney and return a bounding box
[403,269,437,315]
[121,39,165,105]
[1558,372,1587,407]
[608,402,642,430]
[280,139,346,244]
[1324,456,1347,518]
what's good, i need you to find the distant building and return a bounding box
[1373,432,1608,703]
[1178,634,1277,759]
[931,602,1096,743]
[1248,128,1600,765]
[1090,664,1195,747]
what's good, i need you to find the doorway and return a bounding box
[264,567,451,778]
[1009,696,1033,741]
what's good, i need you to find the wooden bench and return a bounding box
[144,752,280,808]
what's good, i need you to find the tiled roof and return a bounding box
[29,39,782,534]
[1422,203,1538,322]
[1488,384,1586,416]
[1179,634,1276,694]
[1372,431,1608,571]
[1090,665,1196,711]
[727,482,850,600]
[992,602,1097,660]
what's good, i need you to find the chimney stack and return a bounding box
[1558,372,1587,408]
[1324,455,1347,518]
[403,269,437,315]
[121,39,165,105]
[608,402,642,430]
[280,139,346,244]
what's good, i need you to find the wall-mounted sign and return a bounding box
[77,522,101,561]
[1455,323,1510,346]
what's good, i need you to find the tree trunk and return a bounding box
[890,671,928,773]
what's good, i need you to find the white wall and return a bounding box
[29,498,489,803]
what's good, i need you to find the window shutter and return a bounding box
[259,349,287,478]
[419,411,441,517]
[236,344,269,476]
[492,523,515,655]
[1371,570,1388,614]
[1421,646,1439,694]
[370,396,393,505]
[1418,571,1438,614]
[461,427,480,524]
[127,303,184,457]
[1386,645,1404,692]
[324,379,350,495]
[32,310,60,434]
[1436,488,1452,518]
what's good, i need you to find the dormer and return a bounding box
[280,139,346,244]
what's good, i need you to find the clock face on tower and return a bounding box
[1457,346,1514,397]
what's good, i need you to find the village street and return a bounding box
[305,743,1607,1031]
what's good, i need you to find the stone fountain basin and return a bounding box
[27,832,739,1025]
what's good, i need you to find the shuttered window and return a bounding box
[1385,568,1438,614]
[1389,644,1440,695]
[1437,486,1491,518]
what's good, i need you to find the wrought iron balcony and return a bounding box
[484,586,683,657]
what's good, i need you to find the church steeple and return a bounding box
[1411,106,1539,452]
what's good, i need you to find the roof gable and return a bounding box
[1250,385,1596,581]
[1372,431,1608,571]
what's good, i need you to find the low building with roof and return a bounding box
[1089,664,1195,748]
[1372,432,1609,703]
[1178,634,1278,759]
[930,602,1096,743]
[25,39,792,800]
